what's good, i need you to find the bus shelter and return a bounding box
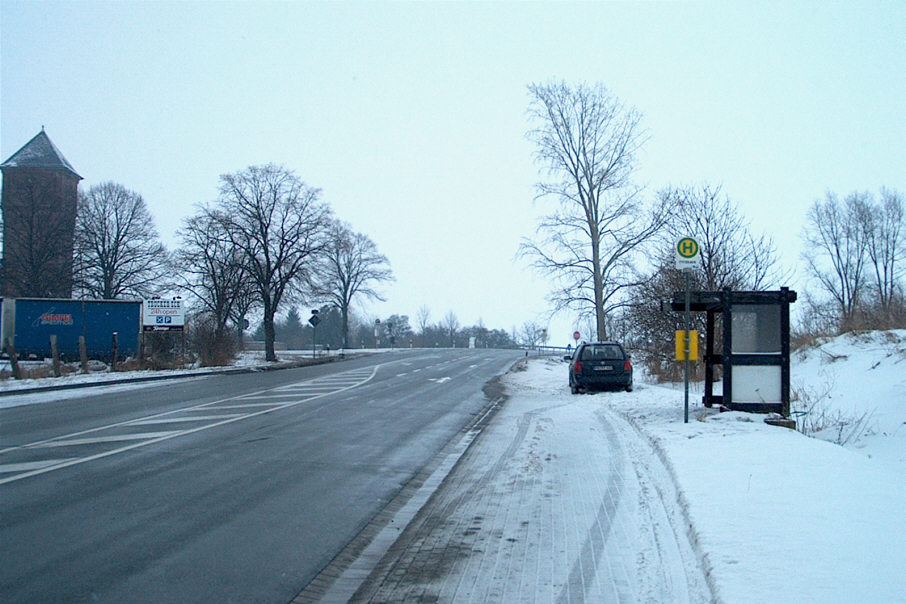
[671,287,797,416]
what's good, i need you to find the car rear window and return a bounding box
[580,345,624,361]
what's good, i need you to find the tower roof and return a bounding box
[1,129,82,179]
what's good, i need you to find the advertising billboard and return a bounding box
[142,298,185,332]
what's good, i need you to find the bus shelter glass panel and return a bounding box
[731,305,781,353]
[732,365,781,403]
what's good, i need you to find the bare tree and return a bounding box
[519,321,545,349]
[313,221,393,348]
[416,305,432,336]
[74,182,170,299]
[662,184,786,290]
[474,317,488,348]
[216,164,332,361]
[803,191,870,328]
[625,184,786,380]
[522,81,670,341]
[863,188,904,315]
[228,278,259,350]
[441,310,460,348]
[176,204,253,362]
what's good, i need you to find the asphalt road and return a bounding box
[0,348,523,603]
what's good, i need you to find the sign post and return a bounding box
[675,237,701,424]
[308,310,321,358]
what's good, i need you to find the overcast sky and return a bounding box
[2,1,903,343]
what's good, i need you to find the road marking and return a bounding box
[276,385,344,391]
[0,365,378,485]
[429,377,452,384]
[126,415,243,425]
[0,458,78,473]
[35,432,181,448]
[209,403,291,410]
[235,393,307,399]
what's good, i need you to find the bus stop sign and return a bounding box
[675,236,701,271]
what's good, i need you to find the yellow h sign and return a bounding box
[677,238,699,258]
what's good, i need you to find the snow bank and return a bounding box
[791,329,906,474]
[629,396,904,603]
[548,331,906,602]
[542,329,906,603]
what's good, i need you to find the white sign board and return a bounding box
[675,236,701,271]
[143,299,185,331]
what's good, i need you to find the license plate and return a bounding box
[594,366,613,371]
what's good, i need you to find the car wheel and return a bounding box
[571,384,579,395]
[625,383,633,392]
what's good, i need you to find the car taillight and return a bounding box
[573,361,583,373]
[624,359,632,371]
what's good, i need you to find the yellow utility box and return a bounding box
[675,330,699,361]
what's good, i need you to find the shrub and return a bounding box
[188,314,237,367]
[791,376,874,446]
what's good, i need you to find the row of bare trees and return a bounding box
[253,306,520,351]
[67,163,534,364]
[71,164,395,363]
[522,81,903,376]
[802,188,904,333]
[178,164,396,362]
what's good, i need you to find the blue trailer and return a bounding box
[1,298,141,360]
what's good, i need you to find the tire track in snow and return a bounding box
[606,406,723,604]
[347,361,719,603]
[556,412,629,603]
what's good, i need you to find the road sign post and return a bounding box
[675,237,701,424]
[308,310,321,358]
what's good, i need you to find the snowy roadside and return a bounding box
[326,335,904,603]
[351,357,717,603]
[519,331,905,603]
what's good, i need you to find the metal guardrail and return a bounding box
[519,345,573,356]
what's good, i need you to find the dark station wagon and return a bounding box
[567,342,633,394]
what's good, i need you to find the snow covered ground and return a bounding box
[496,333,905,603]
[790,330,906,475]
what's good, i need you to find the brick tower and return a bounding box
[1,129,82,298]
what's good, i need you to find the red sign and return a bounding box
[573,331,580,341]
